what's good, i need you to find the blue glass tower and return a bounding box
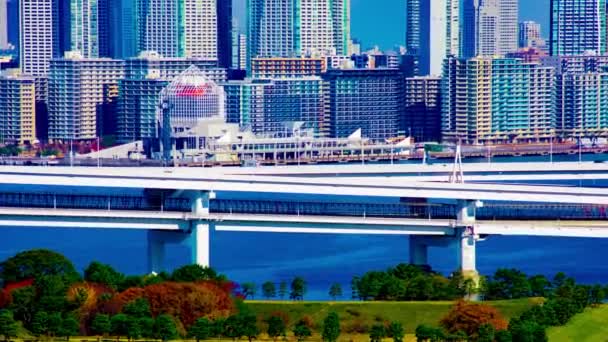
[109,0,138,58]
[550,0,607,56]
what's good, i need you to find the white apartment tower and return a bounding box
[138,0,218,59]
[20,0,61,76]
[406,0,459,76]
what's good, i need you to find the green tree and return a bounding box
[240,314,259,342]
[266,316,286,342]
[211,318,226,340]
[290,277,307,301]
[0,249,80,284]
[223,315,242,341]
[262,282,276,299]
[369,324,386,342]
[123,298,151,318]
[91,314,111,339]
[528,275,551,298]
[60,315,80,341]
[278,282,288,300]
[111,314,129,342]
[293,320,312,342]
[171,265,218,282]
[388,322,404,342]
[322,312,340,342]
[329,283,343,300]
[509,319,547,342]
[125,316,141,342]
[415,325,444,342]
[495,330,512,342]
[241,283,257,300]
[477,323,495,342]
[591,285,606,306]
[47,312,63,337]
[84,262,125,290]
[0,310,18,342]
[31,311,49,337]
[154,314,178,342]
[9,286,36,325]
[139,317,155,339]
[190,318,212,342]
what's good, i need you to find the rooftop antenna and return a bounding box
[449,139,464,184]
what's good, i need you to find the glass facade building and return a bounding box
[323,69,405,140]
[248,0,350,59]
[225,77,327,137]
[550,0,607,56]
[70,0,109,57]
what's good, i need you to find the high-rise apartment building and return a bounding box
[48,51,125,140]
[405,76,442,142]
[225,77,327,137]
[70,0,109,57]
[251,57,326,78]
[461,0,518,58]
[323,68,405,140]
[248,0,350,58]
[442,57,555,144]
[137,0,217,59]
[0,0,8,50]
[20,0,61,77]
[406,0,459,75]
[217,0,232,69]
[519,21,542,48]
[550,0,607,56]
[0,74,37,144]
[109,0,138,59]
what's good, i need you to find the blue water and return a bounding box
[2,155,608,300]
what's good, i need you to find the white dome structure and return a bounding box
[158,65,225,137]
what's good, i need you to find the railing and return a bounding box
[0,192,606,221]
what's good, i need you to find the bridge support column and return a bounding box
[409,236,429,266]
[147,230,170,274]
[188,223,213,267]
[191,191,215,216]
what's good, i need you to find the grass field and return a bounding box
[547,304,608,342]
[245,298,541,334]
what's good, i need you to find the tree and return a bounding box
[509,319,547,342]
[239,314,259,342]
[190,318,212,342]
[369,324,386,342]
[84,262,125,290]
[171,264,218,282]
[477,323,495,342]
[388,322,404,342]
[31,311,49,337]
[223,315,243,341]
[60,315,80,341]
[123,298,151,318]
[329,283,343,301]
[290,277,307,301]
[293,320,312,342]
[414,325,444,342]
[111,314,129,341]
[9,286,36,325]
[0,249,80,284]
[154,314,178,341]
[139,317,155,339]
[591,285,605,307]
[322,312,340,342]
[440,300,508,337]
[125,316,141,342]
[0,310,18,342]
[266,316,286,342]
[91,314,111,339]
[47,312,63,337]
[241,283,257,300]
[262,282,276,299]
[211,318,226,340]
[494,330,512,342]
[528,275,551,298]
[278,282,288,300]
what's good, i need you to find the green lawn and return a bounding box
[548,304,608,342]
[245,298,541,334]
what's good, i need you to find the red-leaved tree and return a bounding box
[440,300,508,337]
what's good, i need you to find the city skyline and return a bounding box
[232,0,548,50]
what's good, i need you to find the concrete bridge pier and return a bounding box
[147,191,215,274]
